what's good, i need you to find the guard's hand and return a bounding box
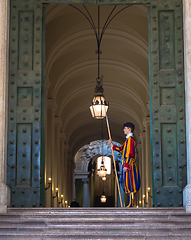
[108,138,112,144]
[123,167,128,172]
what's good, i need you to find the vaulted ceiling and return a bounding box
[45,4,149,155]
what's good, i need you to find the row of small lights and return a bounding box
[136,187,151,208]
[46,178,69,207]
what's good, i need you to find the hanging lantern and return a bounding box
[90,94,108,119]
[97,165,107,178]
[90,77,109,119]
[100,193,107,203]
[97,156,107,178]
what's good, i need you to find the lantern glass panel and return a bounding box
[89,95,108,119]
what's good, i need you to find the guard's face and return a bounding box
[123,127,131,135]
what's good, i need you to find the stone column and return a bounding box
[82,178,89,207]
[90,172,94,207]
[140,132,146,207]
[0,0,10,213]
[183,0,191,212]
[45,99,56,207]
[143,117,152,207]
[137,143,142,207]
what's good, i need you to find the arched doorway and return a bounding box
[74,140,121,207]
[7,0,186,208]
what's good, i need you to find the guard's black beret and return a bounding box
[123,122,135,132]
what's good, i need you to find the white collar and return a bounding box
[126,132,133,139]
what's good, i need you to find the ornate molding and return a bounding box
[74,140,121,173]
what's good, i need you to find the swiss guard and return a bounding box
[109,122,141,207]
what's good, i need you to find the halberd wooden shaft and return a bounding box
[105,114,123,208]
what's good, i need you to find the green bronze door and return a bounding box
[8,0,45,207]
[149,0,186,206]
[8,0,186,207]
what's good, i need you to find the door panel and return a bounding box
[149,0,186,207]
[8,0,43,207]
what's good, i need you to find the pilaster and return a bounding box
[0,0,10,213]
[183,0,191,212]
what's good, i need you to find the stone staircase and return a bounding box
[0,208,191,239]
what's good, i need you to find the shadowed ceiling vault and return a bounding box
[45,4,149,155]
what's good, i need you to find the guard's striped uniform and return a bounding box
[113,136,141,207]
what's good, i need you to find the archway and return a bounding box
[74,140,121,207]
[45,3,151,208]
[7,0,186,208]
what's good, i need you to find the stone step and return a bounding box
[4,207,189,217]
[0,229,191,240]
[7,207,187,214]
[1,208,190,222]
[1,216,191,224]
[0,208,190,239]
[0,222,191,229]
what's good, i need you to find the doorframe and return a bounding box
[6,0,186,208]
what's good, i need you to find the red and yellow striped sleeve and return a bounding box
[113,143,124,154]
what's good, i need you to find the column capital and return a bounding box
[47,99,57,111]
[82,178,89,183]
